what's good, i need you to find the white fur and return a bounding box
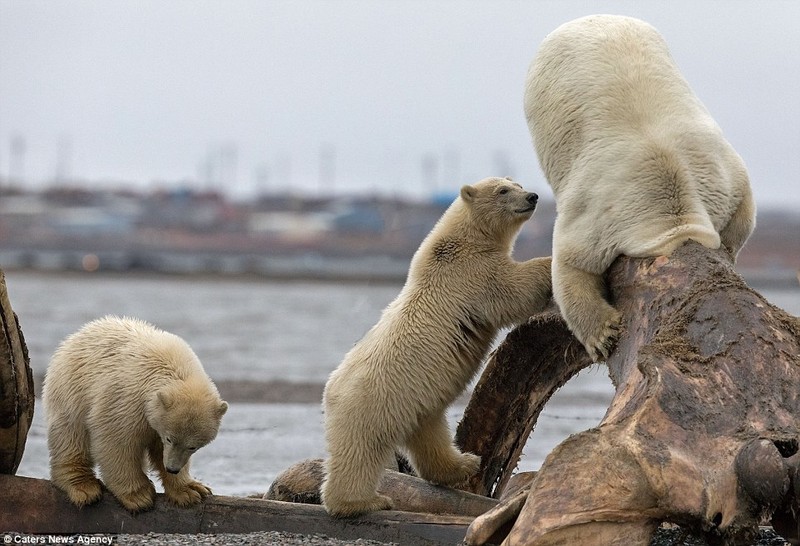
[524,15,755,361]
[43,316,228,512]
[321,177,552,517]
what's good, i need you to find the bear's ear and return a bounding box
[157,390,174,410]
[217,400,229,418]
[460,185,477,203]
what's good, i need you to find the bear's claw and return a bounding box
[64,476,103,507]
[114,481,157,513]
[422,451,482,486]
[583,310,622,362]
[165,480,212,507]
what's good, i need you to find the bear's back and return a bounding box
[525,14,713,193]
[525,14,752,266]
[45,316,202,406]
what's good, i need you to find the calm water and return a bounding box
[6,271,799,496]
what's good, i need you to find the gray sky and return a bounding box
[1,1,798,209]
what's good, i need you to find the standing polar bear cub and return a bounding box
[44,316,228,512]
[524,15,755,361]
[322,177,552,517]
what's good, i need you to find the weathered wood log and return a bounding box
[463,241,800,545]
[265,457,499,517]
[0,268,34,474]
[455,309,593,497]
[0,474,483,545]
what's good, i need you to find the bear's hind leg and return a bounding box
[554,259,621,361]
[148,442,211,507]
[48,416,103,507]
[404,411,480,487]
[719,186,756,259]
[321,430,394,517]
[96,440,156,512]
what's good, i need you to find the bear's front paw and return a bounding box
[165,480,212,507]
[583,309,622,362]
[187,480,213,497]
[114,481,156,513]
[63,476,103,507]
[324,493,393,518]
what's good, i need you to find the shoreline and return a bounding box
[28,374,472,405]
[3,263,798,290]
[28,375,331,404]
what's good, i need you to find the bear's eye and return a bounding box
[165,437,172,444]
[497,188,509,195]
[188,446,197,451]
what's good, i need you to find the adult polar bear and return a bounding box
[524,14,755,361]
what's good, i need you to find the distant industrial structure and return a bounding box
[0,184,796,286]
[0,184,552,281]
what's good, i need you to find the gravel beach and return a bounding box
[114,532,397,545]
[3,524,791,545]
[53,526,787,545]
[3,533,397,546]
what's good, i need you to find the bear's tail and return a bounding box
[626,221,721,258]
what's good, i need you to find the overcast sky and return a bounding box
[1,1,798,209]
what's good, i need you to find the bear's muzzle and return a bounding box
[516,192,539,213]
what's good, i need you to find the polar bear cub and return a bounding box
[321,177,552,517]
[43,316,228,512]
[524,15,755,361]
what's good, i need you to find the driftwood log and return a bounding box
[265,457,499,517]
[0,474,477,545]
[0,268,34,475]
[460,241,800,545]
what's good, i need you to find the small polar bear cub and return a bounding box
[43,316,228,512]
[524,15,755,361]
[321,177,552,517]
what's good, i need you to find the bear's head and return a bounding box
[146,380,228,474]
[459,177,539,242]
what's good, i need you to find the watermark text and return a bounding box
[3,535,114,545]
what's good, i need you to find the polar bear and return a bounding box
[43,316,228,512]
[524,14,755,361]
[321,176,552,517]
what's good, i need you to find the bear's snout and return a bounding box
[515,192,539,214]
[166,466,181,474]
